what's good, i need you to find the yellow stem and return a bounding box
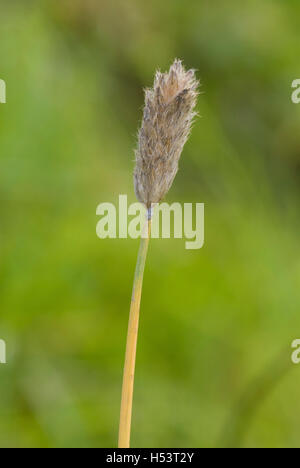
[118,218,151,448]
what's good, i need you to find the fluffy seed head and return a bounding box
[134,59,199,208]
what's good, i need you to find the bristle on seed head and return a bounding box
[134,59,199,208]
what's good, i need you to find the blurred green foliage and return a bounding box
[0,0,300,448]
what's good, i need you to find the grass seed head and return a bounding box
[134,58,199,208]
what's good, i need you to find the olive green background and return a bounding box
[0,0,300,448]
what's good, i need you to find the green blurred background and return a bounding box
[0,0,300,448]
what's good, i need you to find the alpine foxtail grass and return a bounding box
[118,59,199,448]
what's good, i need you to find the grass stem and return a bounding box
[118,218,151,448]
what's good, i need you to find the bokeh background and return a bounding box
[0,0,300,448]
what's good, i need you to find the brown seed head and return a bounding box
[134,59,199,209]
